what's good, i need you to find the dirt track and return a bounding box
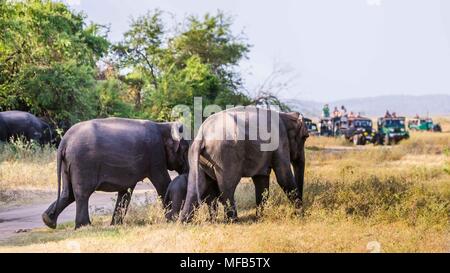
[0,183,157,243]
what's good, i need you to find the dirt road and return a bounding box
[0,183,157,243]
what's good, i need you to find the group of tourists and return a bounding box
[384,110,398,118]
[322,104,361,119]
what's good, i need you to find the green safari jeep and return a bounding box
[377,117,410,145]
[408,118,442,132]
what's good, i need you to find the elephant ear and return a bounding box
[281,112,308,160]
[170,122,184,152]
[296,115,309,142]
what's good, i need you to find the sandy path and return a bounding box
[0,182,158,243]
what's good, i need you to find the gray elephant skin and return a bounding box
[0,111,53,145]
[180,106,309,222]
[42,118,189,229]
[164,173,221,221]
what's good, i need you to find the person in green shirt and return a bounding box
[323,104,330,118]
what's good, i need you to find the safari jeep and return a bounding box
[377,117,409,145]
[304,117,319,136]
[319,117,334,136]
[319,116,344,137]
[342,117,378,145]
[408,117,442,132]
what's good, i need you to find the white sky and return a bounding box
[65,0,450,102]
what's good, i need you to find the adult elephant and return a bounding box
[0,111,53,144]
[180,106,309,222]
[42,118,189,229]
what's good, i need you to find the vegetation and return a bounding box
[0,131,448,252]
[0,0,252,128]
[0,0,448,253]
[0,0,109,124]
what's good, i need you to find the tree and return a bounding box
[0,0,109,123]
[113,10,164,90]
[168,12,250,93]
[113,10,251,121]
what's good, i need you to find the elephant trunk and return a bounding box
[292,153,305,204]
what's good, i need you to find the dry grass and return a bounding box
[306,135,351,149]
[0,140,57,205]
[1,219,447,253]
[435,116,450,132]
[0,126,449,252]
[0,179,448,252]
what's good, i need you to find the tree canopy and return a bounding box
[0,0,285,130]
[113,10,251,121]
[0,0,109,124]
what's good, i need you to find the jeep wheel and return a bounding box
[433,124,442,132]
[384,135,391,146]
[360,137,366,146]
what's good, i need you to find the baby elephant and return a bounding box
[164,174,219,221]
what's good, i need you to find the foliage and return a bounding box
[0,0,109,124]
[0,1,283,131]
[95,78,135,118]
[113,10,252,121]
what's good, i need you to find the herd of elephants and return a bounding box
[0,108,309,229]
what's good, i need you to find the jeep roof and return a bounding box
[379,116,406,121]
[348,116,371,122]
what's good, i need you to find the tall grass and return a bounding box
[0,137,56,163]
[119,170,449,229]
[0,130,449,252]
[435,116,450,132]
[400,133,450,155]
[0,138,57,204]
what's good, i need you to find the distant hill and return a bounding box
[288,94,450,118]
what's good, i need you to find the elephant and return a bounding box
[165,173,271,221]
[164,173,221,221]
[180,106,309,222]
[0,111,53,145]
[42,117,189,229]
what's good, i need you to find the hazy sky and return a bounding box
[65,0,450,102]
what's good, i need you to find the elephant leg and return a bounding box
[165,190,185,221]
[205,177,220,220]
[165,202,180,222]
[216,175,239,222]
[218,193,238,222]
[273,157,302,208]
[111,188,134,225]
[252,175,270,216]
[74,193,92,229]
[164,199,174,221]
[42,171,74,229]
[149,169,171,207]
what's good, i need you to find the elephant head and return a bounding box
[161,122,189,174]
[280,112,309,198]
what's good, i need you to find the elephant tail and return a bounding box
[53,138,66,214]
[195,144,202,205]
[189,135,206,205]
